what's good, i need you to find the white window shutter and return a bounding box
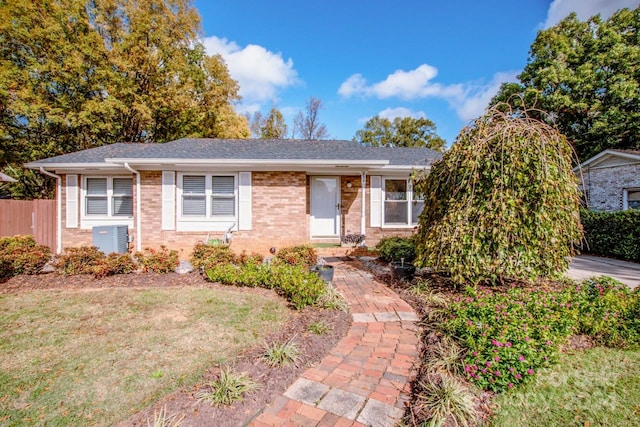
[162,171,175,230]
[66,174,78,228]
[238,172,252,230]
[370,176,382,227]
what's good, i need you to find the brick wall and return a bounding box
[58,171,418,258]
[582,162,640,211]
[231,171,308,254]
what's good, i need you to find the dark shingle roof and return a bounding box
[28,138,443,167]
[27,143,157,164]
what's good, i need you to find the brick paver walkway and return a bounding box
[250,258,419,427]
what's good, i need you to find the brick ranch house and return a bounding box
[26,139,442,257]
[575,149,640,211]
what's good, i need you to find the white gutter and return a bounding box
[361,171,367,237]
[106,158,389,167]
[39,167,62,254]
[123,163,142,251]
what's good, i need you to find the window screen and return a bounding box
[86,178,107,215]
[212,176,235,216]
[112,178,133,216]
[183,175,206,216]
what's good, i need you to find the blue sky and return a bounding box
[195,0,638,145]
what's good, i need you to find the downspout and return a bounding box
[123,163,142,252]
[39,167,62,254]
[361,171,367,238]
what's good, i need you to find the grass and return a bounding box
[0,287,289,426]
[491,347,640,426]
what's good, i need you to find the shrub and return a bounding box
[414,107,582,285]
[580,208,640,262]
[0,235,51,277]
[135,246,178,273]
[92,253,137,278]
[375,236,416,263]
[190,244,237,269]
[205,261,325,310]
[54,246,105,275]
[194,369,260,406]
[441,285,576,392]
[573,276,640,347]
[275,245,317,268]
[266,263,326,309]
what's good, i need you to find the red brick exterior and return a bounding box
[58,171,416,258]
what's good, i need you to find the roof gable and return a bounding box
[576,149,640,170]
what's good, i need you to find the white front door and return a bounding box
[310,176,340,237]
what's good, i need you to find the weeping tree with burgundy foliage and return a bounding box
[414,105,583,286]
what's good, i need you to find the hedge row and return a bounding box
[580,208,640,261]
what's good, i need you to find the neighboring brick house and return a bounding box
[576,149,640,211]
[26,139,441,257]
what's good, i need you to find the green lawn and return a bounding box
[0,286,290,426]
[491,347,640,426]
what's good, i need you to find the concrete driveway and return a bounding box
[567,255,640,288]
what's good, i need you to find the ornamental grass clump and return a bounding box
[194,369,260,406]
[414,106,582,285]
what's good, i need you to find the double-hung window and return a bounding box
[85,177,133,217]
[180,174,237,218]
[212,176,235,216]
[182,176,207,216]
[383,178,422,226]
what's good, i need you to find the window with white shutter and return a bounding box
[211,176,235,216]
[177,173,241,231]
[381,177,422,227]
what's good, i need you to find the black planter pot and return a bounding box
[390,262,416,281]
[309,265,334,283]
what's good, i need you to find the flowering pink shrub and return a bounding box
[441,278,640,393]
[443,285,576,392]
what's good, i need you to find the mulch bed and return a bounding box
[2,270,351,427]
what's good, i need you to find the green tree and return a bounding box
[0,0,248,198]
[292,96,329,140]
[414,107,582,285]
[354,116,446,151]
[491,6,640,162]
[245,108,288,139]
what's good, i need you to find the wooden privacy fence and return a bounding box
[0,199,56,250]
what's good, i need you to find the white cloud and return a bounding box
[544,0,639,28]
[338,65,518,122]
[338,64,464,100]
[203,36,300,105]
[452,71,519,122]
[378,107,426,120]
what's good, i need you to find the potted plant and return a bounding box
[390,257,416,281]
[341,233,365,248]
[309,258,334,283]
